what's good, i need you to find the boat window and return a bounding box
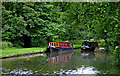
[57,43,58,46]
[53,43,55,46]
[54,43,55,46]
[60,43,62,46]
[69,44,71,46]
[63,43,64,46]
[65,44,67,46]
[55,43,57,46]
[51,43,53,46]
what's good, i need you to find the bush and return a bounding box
[112,46,120,66]
[2,41,13,49]
[13,43,22,48]
[70,40,85,45]
[2,41,8,49]
[97,39,105,46]
[31,37,48,47]
[8,42,13,48]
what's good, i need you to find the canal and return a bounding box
[1,49,120,75]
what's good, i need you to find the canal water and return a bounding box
[0,49,120,75]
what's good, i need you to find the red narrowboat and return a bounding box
[46,41,73,52]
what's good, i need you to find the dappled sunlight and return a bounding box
[55,66,99,74]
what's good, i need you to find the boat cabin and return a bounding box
[48,41,73,47]
[81,41,98,51]
[46,41,73,52]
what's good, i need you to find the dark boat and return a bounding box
[46,41,73,52]
[81,41,98,51]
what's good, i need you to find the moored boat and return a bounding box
[46,41,73,52]
[81,41,98,51]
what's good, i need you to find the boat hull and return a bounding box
[81,41,98,51]
[46,46,73,52]
[81,46,95,51]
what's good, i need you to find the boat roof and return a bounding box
[83,41,97,42]
[49,41,71,43]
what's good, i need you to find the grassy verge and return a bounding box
[73,44,81,48]
[2,47,46,56]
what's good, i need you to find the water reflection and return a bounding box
[47,50,73,63]
[1,68,33,75]
[81,50,95,58]
[55,66,99,74]
[1,49,120,75]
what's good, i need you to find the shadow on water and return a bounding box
[1,49,120,75]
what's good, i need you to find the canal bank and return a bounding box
[0,45,80,59]
[0,50,44,59]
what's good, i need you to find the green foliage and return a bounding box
[2,41,13,49]
[97,40,105,46]
[2,41,8,49]
[2,2,119,46]
[2,2,63,47]
[31,36,47,47]
[70,40,84,45]
[62,2,119,41]
[7,42,13,48]
[112,46,120,66]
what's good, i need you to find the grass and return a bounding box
[73,44,81,48]
[1,47,46,56]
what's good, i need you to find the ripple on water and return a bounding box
[54,66,99,74]
[1,67,33,75]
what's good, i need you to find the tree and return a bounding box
[2,2,64,47]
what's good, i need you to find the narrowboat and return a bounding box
[81,41,98,51]
[46,41,73,52]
